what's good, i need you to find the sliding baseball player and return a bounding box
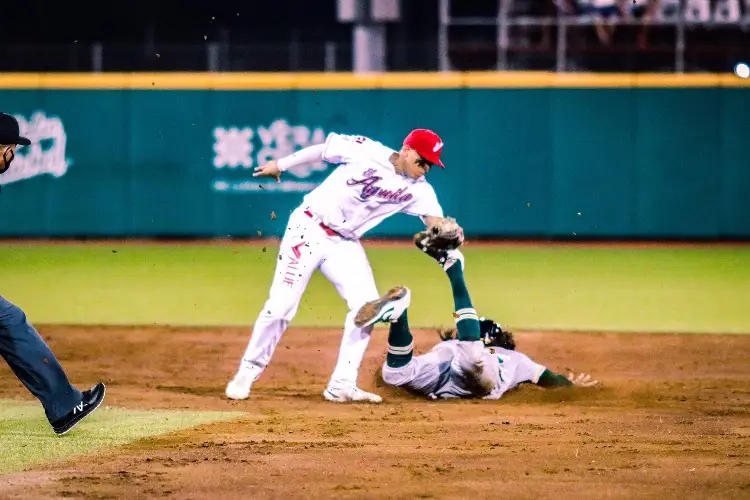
[352,232,599,400]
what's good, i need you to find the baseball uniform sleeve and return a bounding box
[404,185,444,219]
[322,132,385,165]
[321,133,357,164]
[510,351,547,386]
[277,143,326,172]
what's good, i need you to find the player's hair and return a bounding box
[491,328,516,351]
[436,327,457,342]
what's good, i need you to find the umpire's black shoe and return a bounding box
[51,382,106,436]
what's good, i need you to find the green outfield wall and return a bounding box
[1,72,748,239]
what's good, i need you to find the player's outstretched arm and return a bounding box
[253,143,327,183]
[422,215,443,228]
[536,370,598,388]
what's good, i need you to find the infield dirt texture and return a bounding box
[1,240,749,499]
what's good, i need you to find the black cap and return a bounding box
[0,113,31,146]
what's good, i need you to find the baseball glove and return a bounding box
[415,216,465,251]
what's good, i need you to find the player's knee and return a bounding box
[454,341,493,391]
[381,362,412,386]
[260,298,299,322]
[0,299,27,328]
[381,364,398,385]
[455,341,484,366]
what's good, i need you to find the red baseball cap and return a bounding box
[403,129,445,168]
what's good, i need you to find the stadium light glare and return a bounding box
[734,63,750,79]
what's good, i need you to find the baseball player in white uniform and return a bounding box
[352,238,599,400]
[226,128,454,403]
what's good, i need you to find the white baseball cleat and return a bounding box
[353,286,412,328]
[441,248,465,271]
[225,366,261,400]
[323,380,383,403]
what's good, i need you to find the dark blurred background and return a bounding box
[1,0,749,73]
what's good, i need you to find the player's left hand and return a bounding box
[567,372,599,387]
[253,160,282,183]
[417,216,464,251]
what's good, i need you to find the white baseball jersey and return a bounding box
[301,133,444,240]
[235,133,444,394]
[481,345,547,400]
[381,339,547,400]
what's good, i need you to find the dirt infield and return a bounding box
[1,325,749,499]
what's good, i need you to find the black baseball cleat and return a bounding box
[51,382,106,436]
[413,231,464,271]
[413,231,449,263]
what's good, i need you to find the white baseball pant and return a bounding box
[238,206,380,386]
[382,340,497,399]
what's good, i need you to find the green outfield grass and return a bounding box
[0,242,749,334]
[0,399,243,474]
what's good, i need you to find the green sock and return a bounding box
[386,310,413,368]
[446,264,481,342]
